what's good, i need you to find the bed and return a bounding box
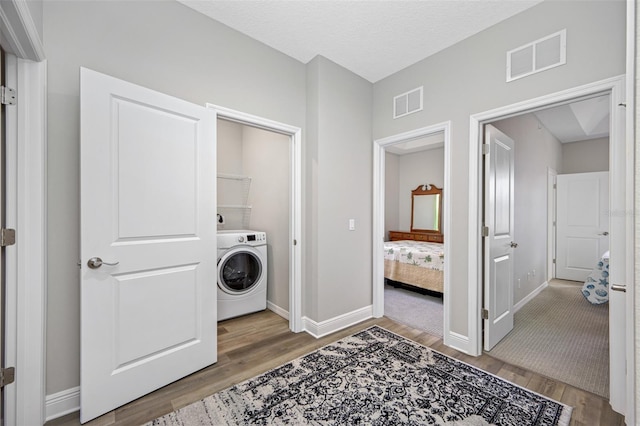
[582,251,609,305]
[384,240,444,293]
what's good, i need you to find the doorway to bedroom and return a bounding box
[383,134,445,337]
[481,96,612,399]
[373,122,451,341]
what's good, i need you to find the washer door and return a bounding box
[218,247,263,295]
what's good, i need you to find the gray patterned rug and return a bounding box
[147,326,572,426]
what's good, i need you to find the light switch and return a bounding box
[349,219,355,231]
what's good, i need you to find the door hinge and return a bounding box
[481,226,489,237]
[481,309,489,320]
[482,144,490,155]
[0,367,15,387]
[552,258,556,264]
[553,183,557,189]
[1,86,16,105]
[1,228,16,247]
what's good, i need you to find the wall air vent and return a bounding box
[507,29,566,82]
[393,86,423,119]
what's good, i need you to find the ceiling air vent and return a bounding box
[507,29,566,82]
[393,86,423,119]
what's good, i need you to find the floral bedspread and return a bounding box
[384,240,444,271]
[582,252,609,305]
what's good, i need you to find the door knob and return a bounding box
[598,231,609,236]
[87,257,119,269]
[510,242,518,248]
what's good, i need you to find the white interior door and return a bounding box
[556,172,609,281]
[80,68,217,422]
[483,124,515,351]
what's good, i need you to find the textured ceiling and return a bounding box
[178,0,543,83]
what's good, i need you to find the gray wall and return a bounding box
[384,152,400,238]
[43,0,306,395]
[372,0,625,336]
[562,137,610,173]
[397,147,445,232]
[305,55,373,322]
[243,126,291,312]
[493,114,563,305]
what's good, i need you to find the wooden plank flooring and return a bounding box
[46,310,624,426]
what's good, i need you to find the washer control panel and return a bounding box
[218,230,267,249]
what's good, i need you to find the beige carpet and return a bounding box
[487,280,609,398]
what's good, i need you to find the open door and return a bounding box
[80,68,217,422]
[556,172,609,281]
[483,125,515,351]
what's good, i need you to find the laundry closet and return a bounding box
[216,119,291,319]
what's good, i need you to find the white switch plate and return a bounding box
[349,219,355,231]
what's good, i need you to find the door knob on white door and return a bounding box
[87,257,120,269]
[598,231,609,236]
[510,242,518,248]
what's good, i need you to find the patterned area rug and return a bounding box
[147,326,572,426]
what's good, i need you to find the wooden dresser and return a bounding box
[388,231,444,243]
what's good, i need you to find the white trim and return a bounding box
[302,306,372,338]
[468,75,630,403]
[444,332,470,354]
[3,54,47,426]
[0,0,45,61]
[267,301,289,321]
[513,281,548,313]
[372,121,452,344]
[624,1,636,423]
[547,168,557,281]
[45,387,80,422]
[206,103,303,333]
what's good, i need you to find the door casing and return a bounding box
[371,121,453,346]
[207,103,303,333]
[469,75,631,416]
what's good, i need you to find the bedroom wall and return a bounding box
[43,0,306,396]
[561,137,610,173]
[384,152,400,239]
[372,0,625,338]
[492,114,563,306]
[397,147,445,232]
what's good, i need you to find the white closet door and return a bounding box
[556,172,609,281]
[80,68,217,422]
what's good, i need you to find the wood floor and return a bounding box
[47,310,624,426]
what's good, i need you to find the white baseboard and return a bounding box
[444,331,471,354]
[267,301,289,320]
[45,386,80,422]
[514,281,548,313]
[303,305,373,338]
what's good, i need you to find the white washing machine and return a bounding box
[217,230,267,321]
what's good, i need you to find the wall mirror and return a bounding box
[410,184,442,233]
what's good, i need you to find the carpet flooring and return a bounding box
[147,326,572,426]
[384,283,444,338]
[487,280,609,398]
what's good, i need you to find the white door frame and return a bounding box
[206,104,303,333]
[468,75,633,415]
[372,122,454,344]
[546,168,557,281]
[2,54,47,426]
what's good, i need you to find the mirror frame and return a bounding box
[410,184,443,233]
